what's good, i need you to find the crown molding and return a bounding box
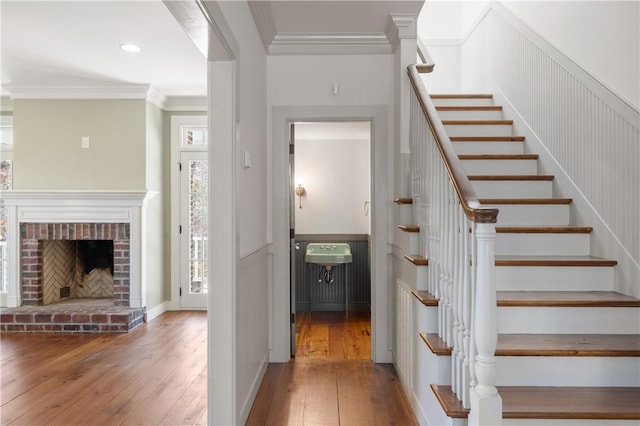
[3,85,206,111]
[269,33,392,55]
[385,13,417,51]
[248,0,277,53]
[163,96,207,112]
[4,85,151,101]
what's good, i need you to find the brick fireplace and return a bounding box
[0,190,155,332]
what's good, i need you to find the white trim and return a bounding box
[271,105,390,363]
[146,301,170,322]
[239,352,269,425]
[145,87,167,110]
[385,14,418,51]
[5,85,151,100]
[170,114,208,310]
[163,96,208,112]
[269,33,392,55]
[1,190,157,308]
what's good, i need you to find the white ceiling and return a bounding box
[1,0,424,105]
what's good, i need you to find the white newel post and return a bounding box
[469,222,502,425]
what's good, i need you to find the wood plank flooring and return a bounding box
[2,309,416,425]
[1,311,207,426]
[247,309,417,425]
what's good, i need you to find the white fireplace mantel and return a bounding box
[1,190,158,308]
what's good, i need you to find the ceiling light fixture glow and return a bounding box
[120,43,141,53]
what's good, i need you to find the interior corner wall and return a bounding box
[12,99,146,190]
[144,102,165,311]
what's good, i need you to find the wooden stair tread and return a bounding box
[443,119,513,125]
[496,334,640,356]
[404,254,428,266]
[497,291,640,307]
[480,198,572,205]
[411,290,437,306]
[495,226,592,234]
[459,154,538,160]
[469,175,554,181]
[393,197,413,204]
[397,225,419,233]
[499,386,640,419]
[435,106,503,111]
[450,136,525,142]
[431,385,640,420]
[420,333,451,355]
[495,255,618,267]
[430,94,493,99]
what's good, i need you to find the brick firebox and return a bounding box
[21,223,130,306]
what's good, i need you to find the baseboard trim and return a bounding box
[146,301,170,322]
[239,352,269,425]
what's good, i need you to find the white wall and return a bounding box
[295,135,370,235]
[206,1,269,425]
[501,0,639,109]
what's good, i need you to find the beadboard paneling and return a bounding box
[295,235,370,311]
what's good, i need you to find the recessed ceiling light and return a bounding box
[120,43,141,53]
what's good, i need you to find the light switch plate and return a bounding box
[81,136,90,149]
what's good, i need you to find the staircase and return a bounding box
[396,92,640,424]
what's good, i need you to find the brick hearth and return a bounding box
[0,300,144,333]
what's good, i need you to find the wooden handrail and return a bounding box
[407,64,498,224]
[417,38,435,73]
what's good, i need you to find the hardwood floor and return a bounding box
[247,309,418,425]
[2,309,416,425]
[1,311,207,426]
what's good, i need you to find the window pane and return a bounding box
[183,126,208,147]
[1,160,12,190]
[0,127,13,147]
[189,159,208,294]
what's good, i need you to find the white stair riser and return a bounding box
[495,233,590,256]
[472,180,553,198]
[498,307,640,334]
[453,141,524,155]
[461,159,538,175]
[430,97,494,107]
[496,357,640,387]
[496,266,614,292]
[395,228,419,254]
[416,304,438,333]
[445,124,513,137]
[485,204,570,226]
[437,109,503,120]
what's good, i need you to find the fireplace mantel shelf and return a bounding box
[1,190,158,207]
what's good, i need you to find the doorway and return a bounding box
[290,121,372,359]
[170,115,208,310]
[272,105,390,363]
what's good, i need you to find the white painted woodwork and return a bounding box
[460,158,538,176]
[444,123,513,137]
[415,304,438,334]
[483,204,570,226]
[395,280,415,391]
[498,307,640,334]
[471,180,552,199]
[431,97,494,107]
[495,232,590,256]
[453,141,524,155]
[496,357,640,387]
[437,109,503,120]
[496,266,614,292]
[0,190,155,308]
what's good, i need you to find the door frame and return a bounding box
[271,105,390,363]
[170,114,208,310]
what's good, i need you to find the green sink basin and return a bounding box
[305,243,352,266]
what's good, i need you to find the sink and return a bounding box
[305,243,352,266]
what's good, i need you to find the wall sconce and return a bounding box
[295,184,306,209]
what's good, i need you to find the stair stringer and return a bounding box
[488,83,640,298]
